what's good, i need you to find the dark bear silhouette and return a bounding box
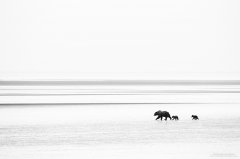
[172,115,179,120]
[192,115,199,120]
[154,110,171,120]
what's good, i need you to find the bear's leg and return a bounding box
[155,116,161,120]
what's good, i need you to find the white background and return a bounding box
[1,0,240,79]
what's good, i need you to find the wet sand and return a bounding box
[0,104,239,159]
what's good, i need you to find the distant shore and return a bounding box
[1,80,240,86]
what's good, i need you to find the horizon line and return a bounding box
[1,80,240,86]
[0,102,239,106]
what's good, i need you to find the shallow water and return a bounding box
[0,104,240,159]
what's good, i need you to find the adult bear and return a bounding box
[154,110,171,120]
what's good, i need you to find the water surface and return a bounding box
[0,104,239,159]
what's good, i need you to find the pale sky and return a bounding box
[1,0,240,79]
